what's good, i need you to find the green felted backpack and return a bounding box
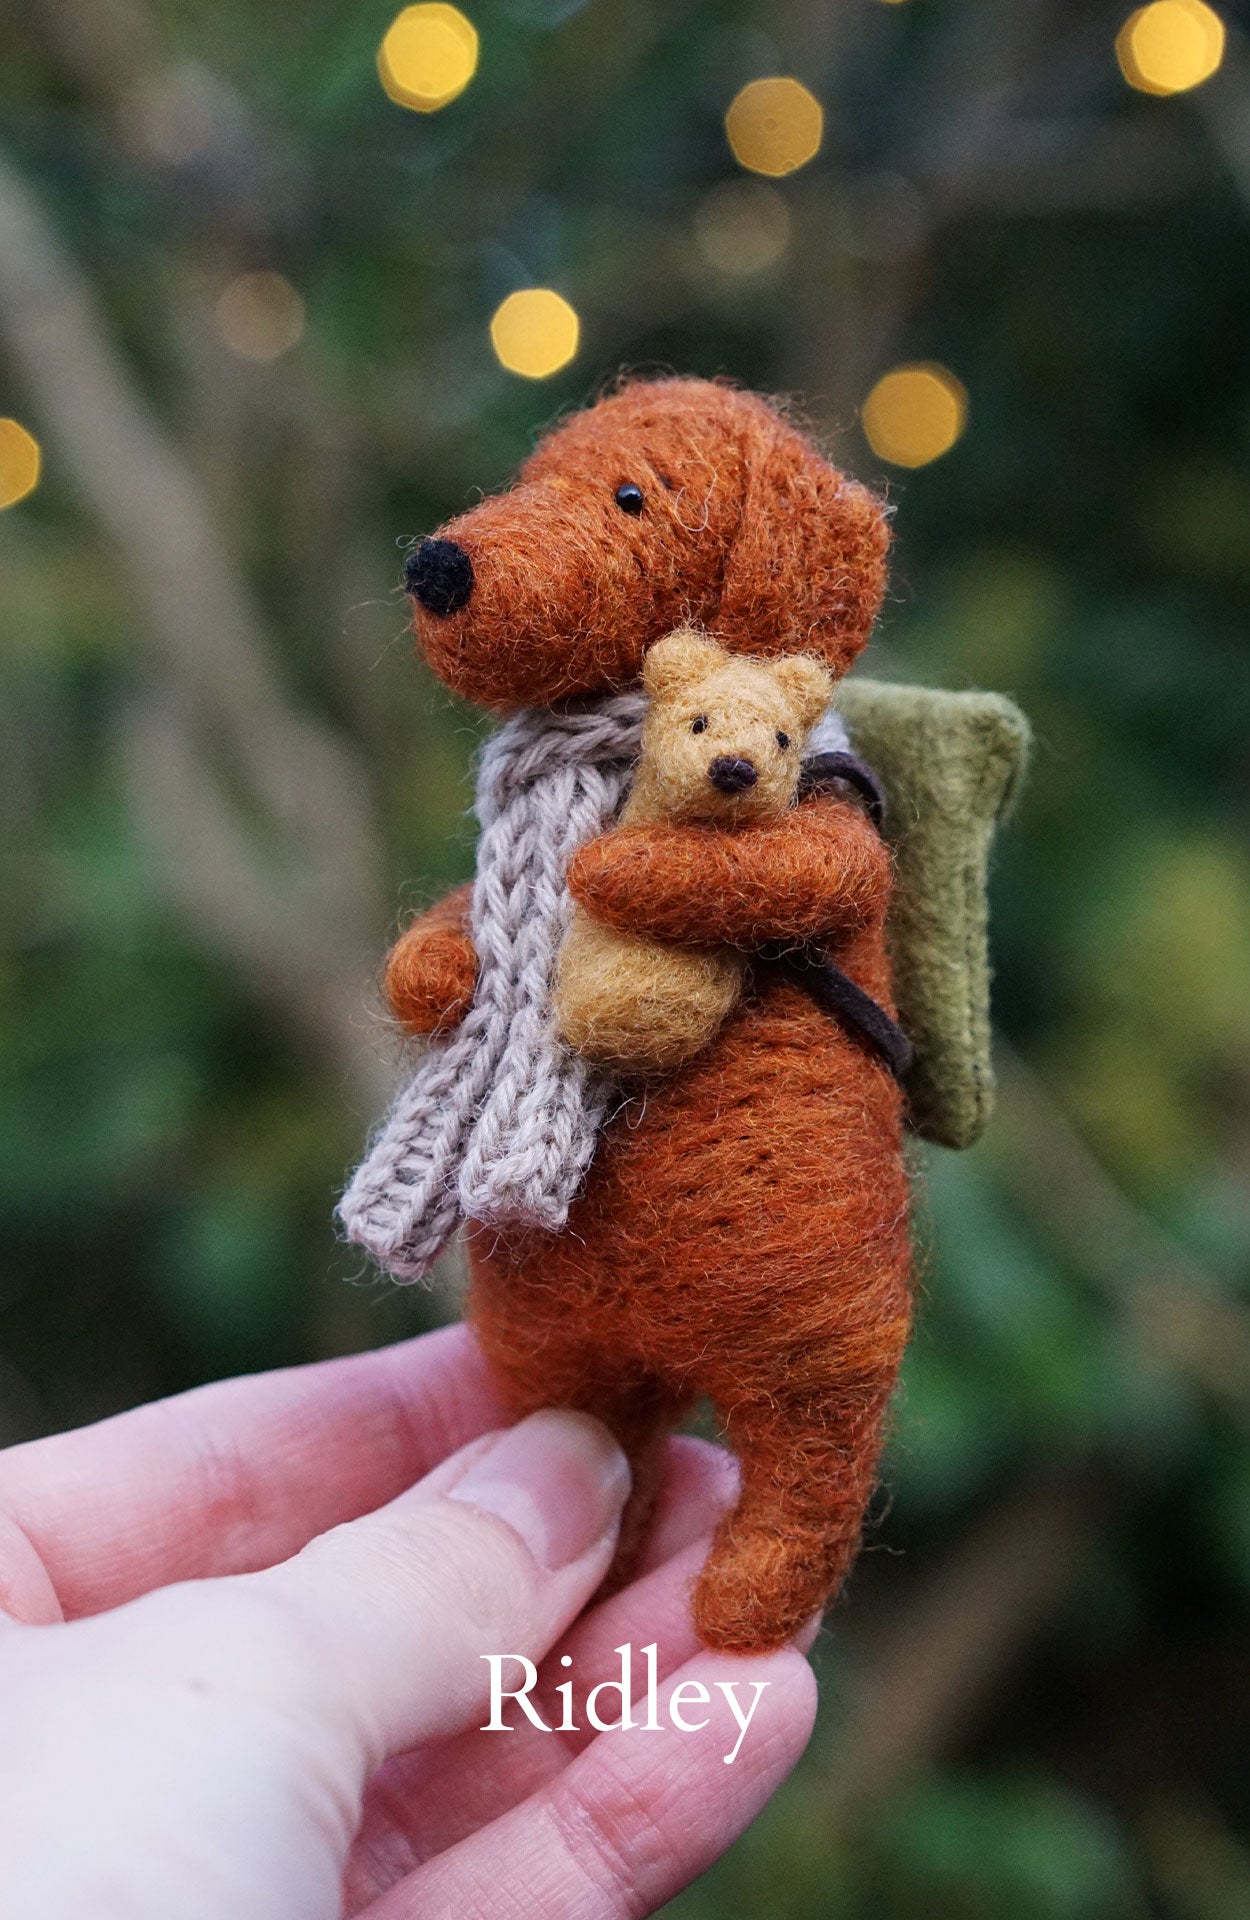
[836,680,1031,1151]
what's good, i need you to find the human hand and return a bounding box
[0,1325,816,1917]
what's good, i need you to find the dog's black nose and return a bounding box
[708,755,758,795]
[404,538,474,616]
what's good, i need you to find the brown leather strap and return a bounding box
[756,941,915,1083]
[798,749,887,830]
[756,745,914,1082]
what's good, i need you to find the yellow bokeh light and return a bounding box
[489,288,580,379]
[725,77,823,179]
[0,418,41,509]
[1116,0,1225,95]
[861,363,968,469]
[695,179,792,276]
[378,4,478,113]
[215,271,305,363]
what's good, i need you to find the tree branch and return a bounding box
[827,1472,1103,1814]
[0,149,390,1106]
[988,1046,1250,1425]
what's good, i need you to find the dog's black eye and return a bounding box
[776,730,791,750]
[615,482,645,515]
[691,715,708,735]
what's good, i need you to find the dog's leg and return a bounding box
[692,1287,910,1651]
[464,1259,688,1583]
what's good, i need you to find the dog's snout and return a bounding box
[404,538,474,616]
[708,755,758,795]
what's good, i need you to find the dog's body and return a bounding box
[383,377,913,1650]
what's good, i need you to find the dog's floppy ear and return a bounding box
[771,653,833,732]
[714,396,889,679]
[642,627,727,699]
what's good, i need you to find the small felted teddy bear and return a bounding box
[553,628,832,1074]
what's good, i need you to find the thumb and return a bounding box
[249,1408,631,1767]
[0,1413,630,1920]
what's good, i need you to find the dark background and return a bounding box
[2,1,1249,1913]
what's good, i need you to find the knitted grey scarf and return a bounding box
[339,692,850,1283]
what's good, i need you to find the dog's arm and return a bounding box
[565,796,889,947]
[384,882,478,1035]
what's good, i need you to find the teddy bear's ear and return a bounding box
[642,627,727,699]
[771,653,834,732]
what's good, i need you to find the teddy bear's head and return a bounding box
[630,628,832,825]
[403,377,888,712]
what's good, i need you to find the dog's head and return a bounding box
[404,377,888,711]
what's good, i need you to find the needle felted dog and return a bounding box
[341,375,1025,1652]
[553,627,832,1075]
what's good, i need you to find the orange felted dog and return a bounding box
[361,378,912,1652]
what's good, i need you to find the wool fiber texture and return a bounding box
[553,630,831,1074]
[553,916,744,1076]
[338,693,645,1278]
[339,376,1001,1651]
[836,680,1030,1148]
[409,376,888,712]
[383,882,476,1037]
[468,791,911,1650]
[341,683,852,1275]
[565,790,892,950]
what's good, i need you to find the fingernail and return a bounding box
[447,1410,631,1570]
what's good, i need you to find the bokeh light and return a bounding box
[489,288,580,379]
[215,272,306,363]
[695,179,792,276]
[1116,1,1225,95]
[861,363,968,468]
[0,418,42,509]
[725,77,823,178]
[378,4,479,113]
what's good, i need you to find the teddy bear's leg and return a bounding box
[692,1322,909,1652]
[555,909,743,1076]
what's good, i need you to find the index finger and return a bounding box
[0,1323,505,1622]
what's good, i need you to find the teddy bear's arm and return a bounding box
[384,882,479,1035]
[565,796,890,947]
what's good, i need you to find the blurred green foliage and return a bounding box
[2,0,1249,1912]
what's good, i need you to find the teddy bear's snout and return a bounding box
[708,755,758,795]
[405,538,475,616]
